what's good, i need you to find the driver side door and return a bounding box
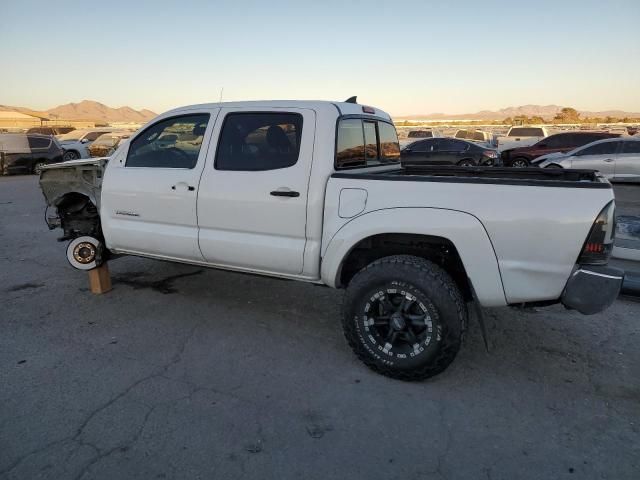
[101,109,219,261]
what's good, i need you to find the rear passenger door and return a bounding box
[615,141,640,182]
[434,139,468,165]
[28,136,52,171]
[197,108,315,275]
[571,141,620,177]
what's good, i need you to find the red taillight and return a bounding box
[579,201,616,265]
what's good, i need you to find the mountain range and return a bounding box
[396,104,640,121]
[2,100,638,123]
[0,100,157,123]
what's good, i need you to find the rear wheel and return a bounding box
[342,255,466,381]
[511,157,529,168]
[457,159,475,167]
[544,163,562,169]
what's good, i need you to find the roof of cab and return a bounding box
[163,100,392,122]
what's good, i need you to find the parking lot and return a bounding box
[1,175,639,479]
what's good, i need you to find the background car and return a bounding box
[399,129,443,148]
[26,126,75,136]
[0,133,64,175]
[401,138,501,166]
[503,131,621,167]
[538,138,640,182]
[87,132,131,157]
[57,128,118,160]
[453,129,496,148]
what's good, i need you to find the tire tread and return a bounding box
[342,254,466,381]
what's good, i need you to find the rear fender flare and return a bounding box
[321,207,507,307]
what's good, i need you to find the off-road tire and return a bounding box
[342,255,466,381]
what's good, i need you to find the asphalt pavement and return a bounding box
[1,175,639,480]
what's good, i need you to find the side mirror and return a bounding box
[81,138,89,144]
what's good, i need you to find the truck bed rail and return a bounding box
[333,165,610,189]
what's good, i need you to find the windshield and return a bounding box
[57,130,88,141]
[92,135,120,146]
[508,127,544,137]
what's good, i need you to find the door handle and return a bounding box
[171,184,196,191]
[604,158,614,163]
[270,190,300,197]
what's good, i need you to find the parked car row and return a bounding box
[501,131,621,167]
[56,128,127,160]
[0,133,64,175]
[0,127,137,175]
[400,125,638,182]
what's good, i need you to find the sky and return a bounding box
[1,0,639,116]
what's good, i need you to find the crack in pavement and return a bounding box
[0,317,203,478]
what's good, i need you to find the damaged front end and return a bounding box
[39,158,108,241]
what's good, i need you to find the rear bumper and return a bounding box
[561,265,623,315]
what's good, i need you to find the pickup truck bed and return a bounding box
[325,164,614,306]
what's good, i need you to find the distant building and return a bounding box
[0,111,41,130]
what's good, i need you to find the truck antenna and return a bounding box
[219,87,224,103]
[345,96,357,104]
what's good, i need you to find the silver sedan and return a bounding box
[537,138,640,182]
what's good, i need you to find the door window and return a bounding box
[622,141,640,154]
[27,136,51,150]
[336,119,400,169]
[542,134,566,148]
[576,141,619,156]
[126,114,210,168]
[215,112,302,171]
[438,139,467,152]
[409,140,434,153]
[84,131,109,142]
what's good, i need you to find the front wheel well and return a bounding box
[337,233,473,301]
[54,192,102,241]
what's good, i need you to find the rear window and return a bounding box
[454,130,468,139]
[509,127,544,137]
[471,131,485,141]
[336,119,400,169]
[408,130,433,138]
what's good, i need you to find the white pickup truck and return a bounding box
[40,100,622,381]
[496,126,549,151]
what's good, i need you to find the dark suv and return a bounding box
[502,131,622,167]
[0,133,64,175]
